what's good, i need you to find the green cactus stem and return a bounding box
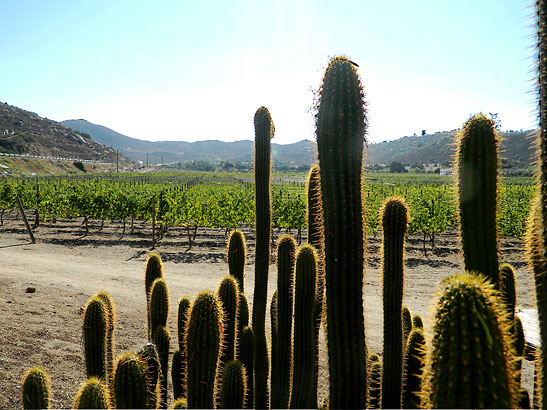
[148,277,169,340]
[94,291,115,388]
[402,305,412,348]
[455,114,501,287]
[367,354,382,409]
[238,292,249,333]
[153,325,170,409]
[500,263,517,320]
[113,352,151,409]
[411,314,423,330]
[290,244,318,409]
[82,296,107,381]
[73,377,110,409]
[177,296,191,351]
[424,273,517,408]
[227,229,247,293]
[316,55,368,409]
[218,275,239,365]
[22,367,51,410]
[271,234,296,410]
[380,197,408,409]
[172,350,184,401]
[186,290,224,409]
[306,164,325,403]
[401,329,426,409]
[251,106,274,409]
[237,325,255,408]
[138,343,161,409]
[220,359,247,409]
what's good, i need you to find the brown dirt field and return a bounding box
[0,214,537,409]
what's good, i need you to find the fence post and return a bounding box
[15,196,36,244]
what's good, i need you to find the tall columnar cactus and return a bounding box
[177,296,191,351]
[237,325,256,409]
[172,350,184,401]
[251,105,274,409]
[424,273,516,408]
[367,354,382,409]
[220,359,247,409]
[82,296,107,380]
[500,263,517,320]
[94,291,115,388]
[380,197,408,409]
[227,229,247,293]
[411,314,424,330]
[145,253,164,298]
[145,253,164,339]
[153,325,170,409]
[138,343,161,409]
[238,292,249,333]
[290,244,318,409]
[113,352,151,409]
[456,114,501,287]
[306,164,325,403]
[402,305,412,348]
[148,277,169,340]
[271,234,296,410]
[526,2,547,406]
[316,55,368,409]
[73,377,110,409]
[401,329,426,409]
[218,275,240,365]
[186,290,224,409]
[22,367,50,410]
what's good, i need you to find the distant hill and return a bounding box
[0,102,131,165]
[366,129,536,169]
[62,119,317,166]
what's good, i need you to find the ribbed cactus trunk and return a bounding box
[456,114,500,287]
[425,274,515,408]
[316,56,367,409]
[380,197,408,409]
[21,367,50,410]
[306,165,325,403]
[290,244,318,409]
[227,229,246,293]
[526,1,547,407]
[251,106,274,409]
[271,234,296,409]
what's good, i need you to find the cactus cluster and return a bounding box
[18,43,547,409]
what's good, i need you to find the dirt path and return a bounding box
[0,217,536,408]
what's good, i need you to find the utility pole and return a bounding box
[146,152,149,168]
[116,149,119,173]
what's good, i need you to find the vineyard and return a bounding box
[0,172,535,250]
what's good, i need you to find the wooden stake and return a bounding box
[15,196,36,244]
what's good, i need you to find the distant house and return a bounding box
[440,168,453,176]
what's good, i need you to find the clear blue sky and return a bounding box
[1,0,537,144]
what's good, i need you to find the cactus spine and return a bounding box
[227,229,246,293]
[401,329,426,409]
[220,359,247,409]
[73,377,110,409]
[237,325,256,408]
[271,234,296,409]
[290,244,318,409]
[251,106,274,409]
[22,367,50,410]
[218,275,239,365]
[82,296,107,380]
[380,197,408,409]
[185,290,224,409]
[424,273,516,408]
[456,114,501,286]
[148,277,169,340]
[316,55,368,409]
[113,352,151,409]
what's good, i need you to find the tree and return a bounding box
[389,161,406,173]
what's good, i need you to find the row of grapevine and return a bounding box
[0,175,535,242]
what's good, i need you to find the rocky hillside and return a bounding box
[0,102,130,164]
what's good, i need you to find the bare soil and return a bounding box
[0,213,536,409]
